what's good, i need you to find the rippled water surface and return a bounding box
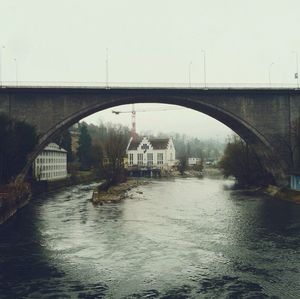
[0,178,300,298]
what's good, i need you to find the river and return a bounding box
[0,178,299,298]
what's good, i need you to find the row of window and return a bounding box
[129,153,164,165]
[37,165,66,171]
[39,171,67,179]
[36,157,66,164]
[39,151,66,156]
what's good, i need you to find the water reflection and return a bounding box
[0,178,300,298]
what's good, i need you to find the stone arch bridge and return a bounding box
[1,86,300,186]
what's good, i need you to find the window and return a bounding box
[157,153,163,165]
[137,153,143,165]
[129,153,134,165]
[141,143,149,152]
[147,153,153,166]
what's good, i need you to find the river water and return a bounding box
[0,178,300,298]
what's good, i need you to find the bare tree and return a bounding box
[273,117,300,171]
[102,125,129,185]
[219,135,274,187]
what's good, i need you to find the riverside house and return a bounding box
[126,137,176,175]
[33,143,67,181]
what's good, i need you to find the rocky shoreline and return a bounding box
[263,185,300,204]
[91,179,150,205]
[0,183,31,225]
[235,184,300,204]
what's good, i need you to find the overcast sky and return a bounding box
[83,103,232,140]
[1,0,299,139]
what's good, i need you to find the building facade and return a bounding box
[188,157,202,166]
[290,173,300,191]
[126,137,176,170]
[33,143,68,181]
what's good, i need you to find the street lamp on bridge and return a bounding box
[292,51,299,89]
[14,58,18,86]
[0,45,5,87]
[201,49,206,88]
[105,48,109,89]
[188,61,192,88]
[268,62,274,87]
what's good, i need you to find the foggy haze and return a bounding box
[1,0,299,138]
[83,104,233,140]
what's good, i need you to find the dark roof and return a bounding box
[127,137,170,150]
[128,138,143,150]
[149,138,169,149]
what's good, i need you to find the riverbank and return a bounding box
[0,183,31,225]
[263,185,300,204]
[91,178,149,205]
[0,171,101,225]
[31,171,101,195]
[90,167,219,205]
[234,184,300,204]
[180,167,222,179]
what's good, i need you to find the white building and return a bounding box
[126,137,176,170]
[188,157,202,166]
[33,143,68,181]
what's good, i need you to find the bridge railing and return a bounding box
[0,81,299,89]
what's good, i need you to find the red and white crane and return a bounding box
[112,105,182,141]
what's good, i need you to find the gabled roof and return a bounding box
[127,137,170,151]
[128,138,143,150]
[149,138,170,149]
[44,143,67,153]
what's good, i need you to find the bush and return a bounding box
[219,135,274,187]
[0,114,38,184]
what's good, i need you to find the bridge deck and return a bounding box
[0,81,299,91]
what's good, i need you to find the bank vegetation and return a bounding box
[219,135,274,188]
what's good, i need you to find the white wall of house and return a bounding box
[127,137,176,169]
[33,143,68,181]
[188,157,202,166]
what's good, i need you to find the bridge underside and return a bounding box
[1,87,300,186]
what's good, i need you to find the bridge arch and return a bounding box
[19,94,286,185]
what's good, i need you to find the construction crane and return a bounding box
[112,104,182,141]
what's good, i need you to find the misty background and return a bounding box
[1,0,299,139]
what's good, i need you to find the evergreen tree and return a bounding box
[54,129,73,162]
[77,123,92,170]
[0,114,38,184]
[219,135,274,187]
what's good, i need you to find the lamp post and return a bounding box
[14,58,18,86]
[188,61,192,88]
[105,48,109,89]
[292,51,299,88]
[268,62,274,87]
[201,49,206,88]
[0,46,5,87]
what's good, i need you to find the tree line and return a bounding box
[73,123,225,169]
[219,135,275,187]
[64,122,225,179]
[0,114,38,185]
[140,131,225,161]
[0,111,282,189]
[55,122,131,185]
